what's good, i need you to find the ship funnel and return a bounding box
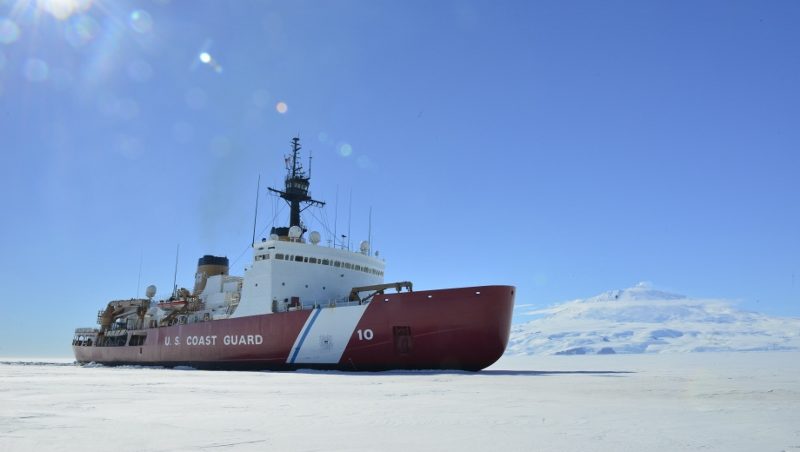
[193,255,229,296]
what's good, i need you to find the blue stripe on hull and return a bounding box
[288,308,322,364]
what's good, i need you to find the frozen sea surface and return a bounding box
[1,352,798,451]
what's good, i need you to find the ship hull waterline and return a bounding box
[74,285,515,371]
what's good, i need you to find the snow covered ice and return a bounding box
[1,352,799,451]
[508,283,800,356]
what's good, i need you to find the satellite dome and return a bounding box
[270,233,279,240]
[288,226,302,239]
[145,285,157,299]
[360,240,370,254]
[309,231,321,244]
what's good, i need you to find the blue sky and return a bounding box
[1,0,798,356]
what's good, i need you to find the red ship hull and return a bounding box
[73,285,515,371]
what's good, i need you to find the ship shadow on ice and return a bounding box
[480,370,635,377]
[290,369,635,377]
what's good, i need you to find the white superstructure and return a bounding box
[233,237,385,317]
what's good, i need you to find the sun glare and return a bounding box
[36,0,93,21]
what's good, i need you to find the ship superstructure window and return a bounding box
[258,250,382,275]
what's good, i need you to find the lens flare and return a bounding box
[338,143,353,157]
[197,51,222,73]
[23,58,49,82]
[64,14,99,47]
[39,0,93,21]
[275,101,288,114]
[129,10,153,33]
[0,18,20,44]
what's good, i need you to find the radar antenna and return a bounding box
[267,137,325,238]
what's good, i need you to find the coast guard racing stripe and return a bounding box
[287,304,369,364]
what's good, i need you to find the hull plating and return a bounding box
[73,285,514,371]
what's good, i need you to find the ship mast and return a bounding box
[267,137,325,238]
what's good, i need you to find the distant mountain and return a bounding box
[507,283,800,355]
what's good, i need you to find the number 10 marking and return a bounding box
[356,329,374,341]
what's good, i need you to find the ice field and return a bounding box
[1,352,798,451]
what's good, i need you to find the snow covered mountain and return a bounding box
[507,283,800,355]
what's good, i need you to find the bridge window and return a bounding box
[309,257,317,264]
[334,261,341,267]
[275,253,284,260]
[295,255,304,262]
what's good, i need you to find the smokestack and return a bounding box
[193,255,229,296]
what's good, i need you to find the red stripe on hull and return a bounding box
[73,310,313,369]
[73,285,515,371]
